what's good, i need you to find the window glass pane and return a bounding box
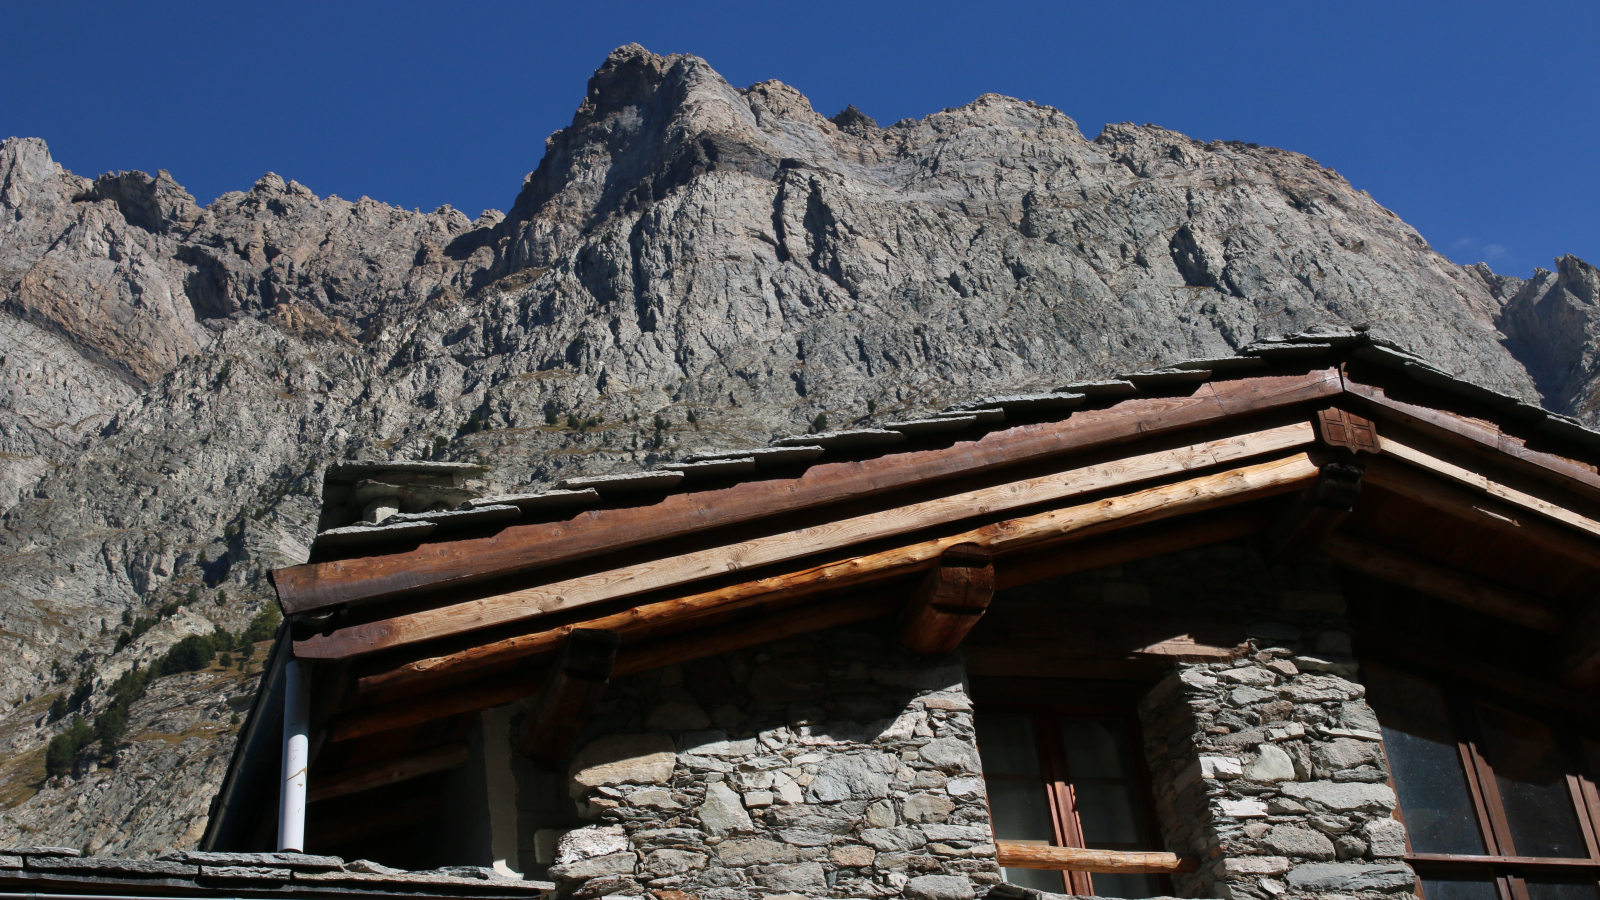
[1419,873,1499,900]
[1091,872,1160,899]
[1476,704,1587,859]
[1002,865,1067,893]
[986,781,1056,842]
[1060,718,1151,861]
[1060,717,1131,779]
[977,712,1044,778]
[1363,662,1486,854]
[1525,875,1600,900]
[1072,781,1145,847]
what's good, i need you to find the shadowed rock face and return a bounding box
[0,43,1584,853]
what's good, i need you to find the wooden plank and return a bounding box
[1270,460,1364,562]
[1380,432,1600,540]
[1323,532,1566,633]
[995,841,1198,874]
[994,508,1274,589]
[900,543,994,655]
[296,440,1322,661]
[306,743,467,802]
[275,372,1342,613]
[1362,456,1600,572]
[516,629,619,768]
[1343,372,1600,500]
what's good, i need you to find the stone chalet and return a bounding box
[15,326,1600,900]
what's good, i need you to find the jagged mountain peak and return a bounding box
[1,46,1597,854]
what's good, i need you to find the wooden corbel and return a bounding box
[1271,408,1376,562]
[516,628,620,768]
[900,542,994,655]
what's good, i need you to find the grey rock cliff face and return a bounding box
[0,43,1585,853]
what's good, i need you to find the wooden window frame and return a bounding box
[1367,661,1600,900]
[977,701,1167,897]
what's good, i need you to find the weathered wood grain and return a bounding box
[995,842,1199,874]
[306,743,467,802]
[899,543,994,655]
[276,371,1341,613]
[297,428,1318,660]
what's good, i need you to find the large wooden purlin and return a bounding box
[295,423,1321,661]
[322,454,1324,742]
[274,370,1345,615]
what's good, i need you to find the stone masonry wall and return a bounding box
[534,536,1418,900]
[542,622,1001,900]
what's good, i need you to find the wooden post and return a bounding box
[1271,459,1364,562]
[515,629,620,769]
[900,543,994,655]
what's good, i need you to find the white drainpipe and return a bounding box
[278,659,311,852]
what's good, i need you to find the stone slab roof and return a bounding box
[304,324,1600,559]
[0,846,554,898]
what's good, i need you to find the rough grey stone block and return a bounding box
[906,873,976,900]
[1285,863,1416,893]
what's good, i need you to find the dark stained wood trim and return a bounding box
[275,371,1342,614]
[1406,854,1600,869]
[1324,532,1566,633]
[1342,367,1600,502]
[306,743,467,802]
[1363,456,1600,573]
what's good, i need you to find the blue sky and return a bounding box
[3,1,1595,280]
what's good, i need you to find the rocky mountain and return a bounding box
[0,43,1591,854]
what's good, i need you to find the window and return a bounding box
[975,704,1164,898]
[1364,661,1600,900]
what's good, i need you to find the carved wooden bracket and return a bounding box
[515,628,620,768]
[899,542,994,655]
[1317,407,1380,455]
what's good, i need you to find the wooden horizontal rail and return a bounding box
[1406,853,1600,869]
[296,429,1318,661]
[275,370,1342,614]
[996,841,1199,874]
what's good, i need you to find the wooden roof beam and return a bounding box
[996,842,1199,875]
[307,743,467,803]
[1362,457,1600,573]
[1271,460,1364,563]
[517,629,619,769]
[296,429,1320,662]
[275,370,1342,614]
[900,543,994,655]
[1323,532,1565,633]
